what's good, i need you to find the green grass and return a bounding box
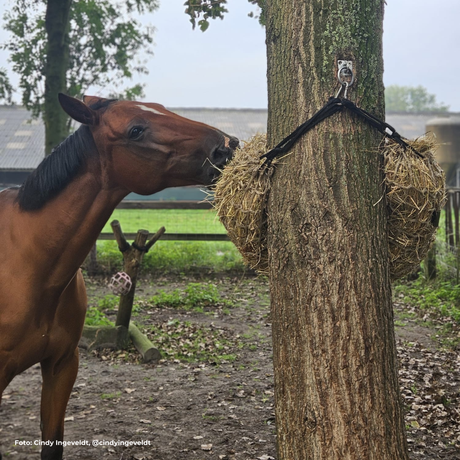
[85,305,114,326]
[100,391,122,400]
[394,278,460,324]
[91,209,245,274]
[151,282,232,311]
[96,240,243,274]
[102,209,225,234]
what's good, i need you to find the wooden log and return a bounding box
[145,226,166,252]
[111,219,130,252]
[129,322,161,363]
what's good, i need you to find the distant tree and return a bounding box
[385,85,449,113]
[1,0,157,154]
[0,68,13,103]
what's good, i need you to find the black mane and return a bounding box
[17,125,98,211]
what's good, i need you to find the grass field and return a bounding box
[94,209,245,274]
[101,209,226,234]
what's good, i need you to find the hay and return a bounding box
[214,133,446,280]
[384,134,446,280]
[213,134,272,274]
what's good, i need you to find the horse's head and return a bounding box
[58,94,238,195]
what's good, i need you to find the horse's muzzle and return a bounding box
[208,135,239,183]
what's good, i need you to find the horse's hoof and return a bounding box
[41,444,63,460]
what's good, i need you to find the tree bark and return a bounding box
[265,1,409,459]
[44,0,72,154]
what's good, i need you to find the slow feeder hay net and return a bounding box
[215,133,446,280]
[213,134,272,275]
[383,134,446,280]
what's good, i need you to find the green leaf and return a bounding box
[2,0,158,121]
[198,19,209,32]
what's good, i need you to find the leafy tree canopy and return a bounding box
[0,0,158,113]
[385,85,449,113]
[184,0,265,31]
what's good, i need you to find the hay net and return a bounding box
[383,134,446,280]
[213,134,271,275]
[214,132,446,280]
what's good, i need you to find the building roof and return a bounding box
[0,106,44,171]
[172,108,267,142]
[0,104,457,172]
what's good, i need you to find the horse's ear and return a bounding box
[58,93,97,125]
[82,95,108,107]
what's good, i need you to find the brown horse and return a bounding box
[0,94,238,460]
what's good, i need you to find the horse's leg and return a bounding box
[0,359,18,460]
[0,371,5,460]
[39,348,79,460]
[0,373,6,460]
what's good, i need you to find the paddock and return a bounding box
[1,275,459,460]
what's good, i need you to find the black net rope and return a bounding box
[261,96,423,166]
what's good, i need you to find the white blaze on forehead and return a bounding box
[224,136,230,148]
[136,104,165,116]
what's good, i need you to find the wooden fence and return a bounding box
[100,192,460,247]
[99,200,229,242]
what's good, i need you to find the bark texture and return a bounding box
[44,0,72,155]
[265,1,409,459]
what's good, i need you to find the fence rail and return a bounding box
[103,193,460,246]
[115,200,213,210]
[103,191,460,247]
[98,200,227,242]
[93,193,460,277]
[98,232,229,241]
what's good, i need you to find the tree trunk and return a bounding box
[44,0,72,155]
[265,1,409,459]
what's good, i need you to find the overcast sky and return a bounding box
[0,0,459,111]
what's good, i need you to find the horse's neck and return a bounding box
[17,171,127,290]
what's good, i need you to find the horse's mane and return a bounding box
[17,125,98,211]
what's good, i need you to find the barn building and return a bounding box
[0,105,458,198]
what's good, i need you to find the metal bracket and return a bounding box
[336,60,354,98]
[337,60,354,85]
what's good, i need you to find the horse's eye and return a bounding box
[129,126,144,140]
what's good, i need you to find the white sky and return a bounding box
[0,0,459,111]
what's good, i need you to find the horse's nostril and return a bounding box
[212,146,233,166]
[229,137,239,150]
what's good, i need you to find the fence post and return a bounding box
[86,244,98,275]
[111,220,165,327]
[426,243,437,280]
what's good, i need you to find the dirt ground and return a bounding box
[1,275,459,460]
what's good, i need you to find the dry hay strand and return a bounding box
[384,133,446,280]
[213,134,271,274]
